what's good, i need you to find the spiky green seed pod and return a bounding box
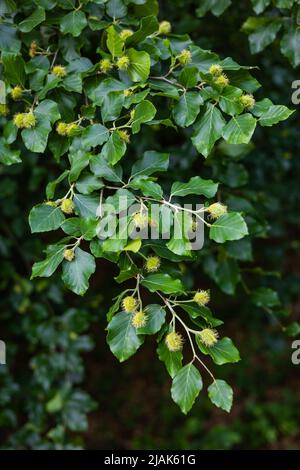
[116,55,130,71]
[165,331,183,352]
[122,296,137,313]
[198,328,218,347]
[145,256,161,273]
[52,65,67,78]
[60,198,74,214]
[132,310,147,328]
[193,290,210,306]
[64,249,75,262]
[178,49,192,65]
[207,202,227,219]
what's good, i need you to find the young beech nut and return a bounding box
[240,94,255,109]
[165,331,183,352]
[116,55,130,71]
[11,86,23,100]
[132,311,147,329]
[122,296,137,313]
[158,21,171,35]
[209,64,223,76]
[144,256,161,273]
[207,202,227,219]
[99,59,113,74]
[52,65,67,78]
[178,49,192,66]
[64,249,75,262]
[120,29,133,40]
[198,328,218,347]
[214,73,229,88]
[60,198,74,214]
[193,290,210,306]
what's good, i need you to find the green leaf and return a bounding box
[173,92,203,127]
[106,0,127,19]
[101,130,126,165]
[197,337,240,365]
[127,48,151,82]
[219,86,244,116]
[171,363,203,414]
[29,204,65,233]
[178,67,199,89]
[35,99,61,124]
[157,341,183,378]
[222,114,256,145]
[0,139,21,165]
[251,287,280,307]
[60,10,87,37]
[208,380,233,412]
[19,6,45,32]
[107,312,144,362]
[101,91,125,122]
[248,19,282,54]
[46,169,69,199]
[281,26,300,67]
[192,104,225,157]
[170,176,218,198]
[76,172,104,195]
[90,157,123,183]
[129,177,163,199]
[131,100,157,134]
[142,273,184,294]
[259,105,294,127]
[81,124,109,148]
[1,52,25,85]
[138,304,166,335]
[251,0,271,14]
[126,15,158,47]
[21,119,51,153]
[73,194,99,218]
[106,25,124,58]
[196,0,231,17]
[31,244,65,279]
[131,150,169,178]
[209,213,248,243]
[62,247,96,296]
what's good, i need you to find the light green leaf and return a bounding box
[197,337,240,365]
[31,244,65,279]
[127,48,151,82]
[171,363,203,414]
[209,213,248,243]
[106,25,124,58]
[19,6,45,32]
[107,312,144,362]
[222,114,256,145]
[138,304,166,335]
[60,10,87,37]
[192,104,225,157]
[106,0,127,19]
[73,193,99,218]
[29,204,65,233]
[170,175,218,198]
[101,130,126,165]
[173,92,203,127]
[259,105,294,127]
[219,86,243,116]
[129,177,163,199]
[208,379,233,412]
[142,273,184,294]
[21,119,51,153]
[248,19,282,54]
[62,247,96,295]
[35,99,61,124]
[157,341,183,378]
[131,100,156,134]
[131,150,169,178]
[125,15,158,47]
[90,157,123,183]
[81,124,109,148]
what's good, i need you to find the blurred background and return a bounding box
[1,0,300,449]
